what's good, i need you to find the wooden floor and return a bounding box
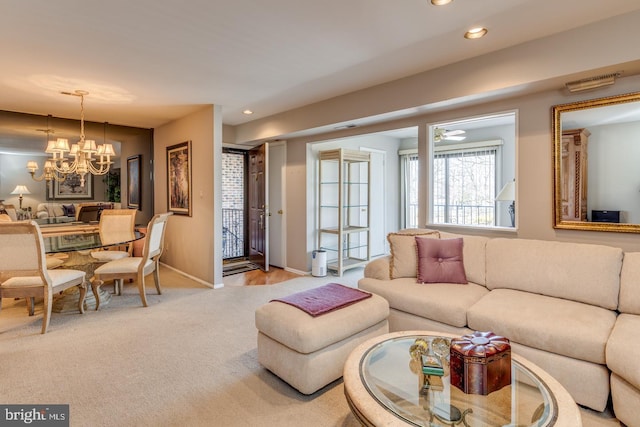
[222,266,301,286]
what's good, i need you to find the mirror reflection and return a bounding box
[553,91,640,233]
[0,110,154,225]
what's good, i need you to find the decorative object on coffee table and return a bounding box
[450,330,511,395]
[344,331,582,427]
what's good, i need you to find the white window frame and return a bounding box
[427,111,517,231]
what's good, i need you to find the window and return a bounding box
[400,150,419,228]
[429,112,516,229]
[433,146,497,226]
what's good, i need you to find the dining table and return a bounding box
[38,220,145,312]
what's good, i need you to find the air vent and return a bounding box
[334,124,357,130]
[565,72,621,93]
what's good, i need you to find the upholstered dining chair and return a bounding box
[0,221,87,334]
[90,209,137,262]
[93,212,172,309]
[1,204,18,221]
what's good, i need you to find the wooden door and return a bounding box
[248,144,269,271]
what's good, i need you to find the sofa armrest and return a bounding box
[364,256,391,281]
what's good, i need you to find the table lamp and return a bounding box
[496,180,516,227]
[10,185,31,210]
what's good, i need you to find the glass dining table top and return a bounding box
[41,226,144,254]
[33,217,77,225]
[360,334,556,426]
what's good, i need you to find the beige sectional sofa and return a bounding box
[36,202,115,221]
[607,252,640,426]
[358,229,634,418]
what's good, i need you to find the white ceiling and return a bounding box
[1,0,640,130]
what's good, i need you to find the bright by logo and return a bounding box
[1,405,68,426]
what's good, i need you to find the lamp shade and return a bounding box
[496,181,515,201]
[10,185,31,196]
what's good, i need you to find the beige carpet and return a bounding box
[1,267,363,427]
[0,266,620,426]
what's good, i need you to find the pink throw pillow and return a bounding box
[416,237,467,284]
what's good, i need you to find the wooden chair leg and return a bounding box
[41,286,52,334]
[77,281,87,314]
[91,279,104,311]
[28,297,35,316]
[138,272,148,307]
[153,266,162,295]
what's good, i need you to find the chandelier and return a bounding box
[27,90,115,187]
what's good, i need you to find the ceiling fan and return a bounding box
[433,127,466,142]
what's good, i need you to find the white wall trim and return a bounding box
[284,267,308,276]
[160,262,222,289]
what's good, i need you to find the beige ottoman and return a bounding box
[255,291,389,394]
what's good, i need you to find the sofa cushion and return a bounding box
[486,238,622,310]
[619,252,640,315]
[363,256,391,281]
[416,237,467,284]
[467,288,616,364]
[37,203,67,218]
[606,314,640,390]
[438,231,488,286]
[62,204,76,217]
[387,229,439,279]
[358,277,488,328]
[50,205,64,217]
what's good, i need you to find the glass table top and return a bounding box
[359,334,557,426]
[33,217,77,225]
[43,229,144,253]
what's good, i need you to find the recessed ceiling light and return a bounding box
[464,27,488,39]
[243,109,253,115]
[430,0,453,5]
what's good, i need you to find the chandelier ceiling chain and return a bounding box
[27,90,115,187]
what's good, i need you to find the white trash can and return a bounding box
[311,249,327,277]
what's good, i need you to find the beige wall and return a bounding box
[229,10,640,272]
[147,11,640,275]
[154,105,223,287]
[234,11,640,146]
[280,74,640,272]
[0,111,153,225]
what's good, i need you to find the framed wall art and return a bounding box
[127,154,141,210]
[47,173,93,200]
[167,141,192,216]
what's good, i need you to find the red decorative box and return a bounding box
[449,331,511,395]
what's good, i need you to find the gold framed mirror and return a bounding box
[553,91,640,233]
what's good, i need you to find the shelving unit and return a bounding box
[318,148,370,276]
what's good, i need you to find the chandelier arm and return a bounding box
[52,173,68,182]
[26,90,112,188]
[28,172,47,182]
[87,162,111,174]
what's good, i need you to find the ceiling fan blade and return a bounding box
[445,135,466,141]
[444,129,466,136]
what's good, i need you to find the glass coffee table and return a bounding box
[343,331,582,426]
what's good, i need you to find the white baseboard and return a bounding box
[159,262,222,289]
[284,266,309,276]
